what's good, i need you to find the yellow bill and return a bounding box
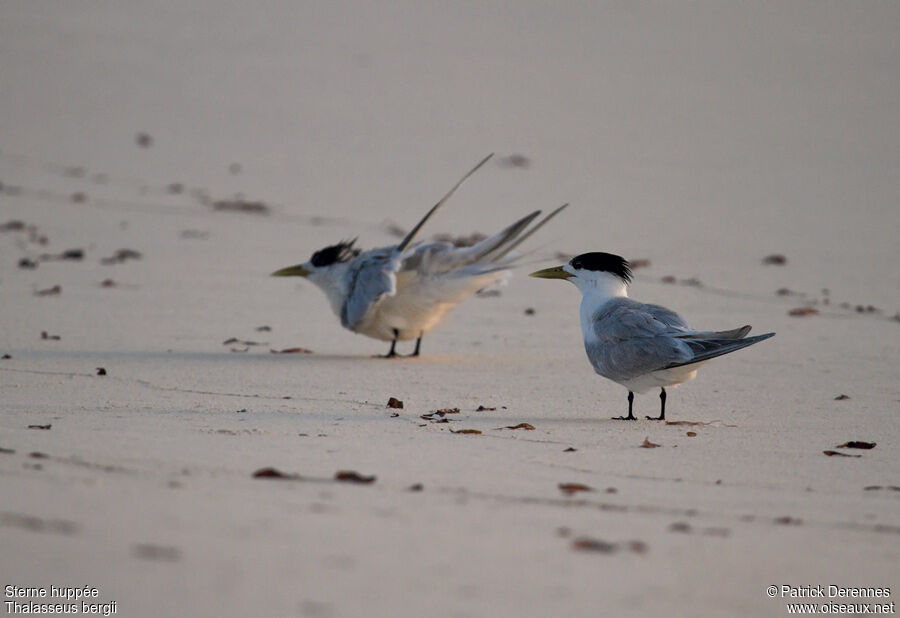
[529,265,572,280]
[271,264,311,277]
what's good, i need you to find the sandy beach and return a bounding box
[2,2,898,616]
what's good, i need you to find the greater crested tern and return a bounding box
[273,154,567,357]
[530,252,774,420]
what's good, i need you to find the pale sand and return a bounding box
[1,2,898,617]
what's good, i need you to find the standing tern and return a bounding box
[273,154,567,357]
[530,252,774,420]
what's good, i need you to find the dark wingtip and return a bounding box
[746,332,776,344]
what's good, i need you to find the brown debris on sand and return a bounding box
[788,307,818,317]
[558,483,592,495]
[34,285,61,296]
[252,467,301,480]
[40,249,83,261]
[835,441,875,449]
[571,537,647,555]
[212,199,270,215]
[334,471,376,484]
[269,347,313,354]
[223,338,267,347]
[100,249,142,265]
[500,423,535,430]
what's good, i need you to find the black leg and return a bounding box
[613,391,636,421]
[408,336,422,358]
[378,330,400,358]
[646,388,666,421]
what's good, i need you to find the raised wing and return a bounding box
[397,153,494,251]
[396,203,569,281]
[339,154,495,330]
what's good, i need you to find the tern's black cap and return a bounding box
[569,252,632,283]
[310,239,360,267]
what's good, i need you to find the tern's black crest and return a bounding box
[570,252,632,283]
[310,239,360,267]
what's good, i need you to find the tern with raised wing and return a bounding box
[273,154,567,357]
[531,252,774,420]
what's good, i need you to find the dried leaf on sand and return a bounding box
[558,483,593,495]
[836,441,875,449]
[223,338,267,346]
[334,470,376,484]
[252,467,301,480]
[500,423,535,431]
[571,537,647,555]
[571,537,617,553]
[788,307,818,317]
[212,199,270,215]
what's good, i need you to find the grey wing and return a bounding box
[639,302,690,331]
[588,299,693,382]
[594,298,689,342]
[397,242,454,274]
[340,249,400,330]
[588,298,772,380]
